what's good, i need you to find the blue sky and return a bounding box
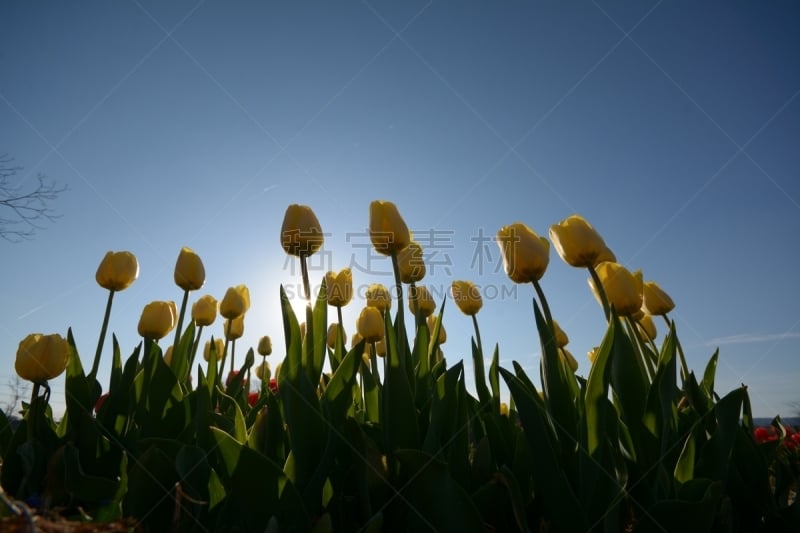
[1,1,798,418]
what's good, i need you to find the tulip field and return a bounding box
[1,201,798,532]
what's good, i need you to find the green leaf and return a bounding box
[394,449,484,533]
[382,308,420,452]
[584,318,617,455]
[500,367,587,531]
[65,328,92,416]
[488,343,500,403]
[674,432,695,484]
[701,349,719,397]
[471,337,491,404]
[321,341,365,417]
[310,276,328,384]
[62,442,120,504]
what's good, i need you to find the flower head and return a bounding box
[589,262,643,316]
[326,268,353,307]
[15,333,69,382]
[549,215,614,268]
[356,306,384,343]
[409,285,436,317]
[281,204,324,257]
[174,247,205,291]
[225,315,245,341]
[257,335,272,356]
[642,280,675,316]
[96,251,139,291]
[191,294,218,327]
[496,223,550,283]
[220,285,250,319]
[397,241,426,283]
[366,283,392,312]
[138,301,177,340]
[451,280,482,316]
[369,200,410,256]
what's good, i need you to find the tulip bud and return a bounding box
[369,200,410,256]
[220,284,250,319]
[15,333,69,382]
[96,251,139,291]
[496,223,550,283]
[325,268,353,307]
[587,347,599,365]
[138,300,177,340]
[204,338,225,362]
[397,241,426,283]
[191,294,218,327]
[552,320,569,348]
[637,314,658,341]
[366,284,392,312]
[500,403,509,417]
[549,214,614,268]
[163,345,174,366]
[356,307,384,343]
[173,247,205,291]
[375,338,387,357]
[427,315,447,344]
[257,335,272,356]
[280,204,324,257]
[225,315,245,341]
[588,262,643,316]
[642,280,675,316]
[327,323,346,350]
[451,280,482,316]
[559,348,578,373]
[255,360,271,381]
[408,285,436,317]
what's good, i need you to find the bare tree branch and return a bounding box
[0,153,68,242]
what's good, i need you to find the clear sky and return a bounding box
[1,1,798,419]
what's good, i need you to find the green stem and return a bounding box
[471,314,483,358]
[300,254,311,304]
[390,252,411,387]
[588,265,611,322]
[230,339,237,374]
[371,342,380,384]
[90,289,115,381]
[532,279,554,328]
[188,324,204,378]
[625,316,654,382]
[172,289,190,357]
[218,321,232,384]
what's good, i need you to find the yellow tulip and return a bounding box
[587,346,599,365]
[327,323,346,350]
[191,294,218,327]
[225,315,245,341]
[326,268,353,307]
[637,314,658,341]
[95,250,139,291]
[559,348,578,373]
[366,283,392,312]
[408,285,436,317]
[174,247,205,291]
[642,280,675,316]
[427,315,447,344]
[163,345,174,366]
[451,280,482,316]
[369,200,411,256]
[552,320,569,348]
[15,333,69,382]
[138,300,177,340]
[204,338,225,362]
[496,223,550,283]
[255,360,271,381]
[280,204,324,257]
[375,338,387,357]
[549,214,614,268]
[356,307,384,343]
[257,335,272,356]
[588,262,643,316]
[397,241,426,283]
[351,332,364,350]
[499,403,509,417]
[219,284,250,319]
